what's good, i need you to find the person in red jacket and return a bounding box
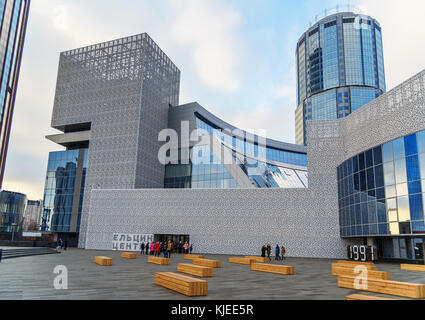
[155,241,161,257]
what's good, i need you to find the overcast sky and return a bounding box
[3,0,425,200]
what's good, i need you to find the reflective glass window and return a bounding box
[373,146,382,165]
[393,138,405,159]
[382,142,393,163]
[394,159,407,184]
[397,196,410,222]
[417,131,425,153]
[405,134,418,157]
[410,194,424,221]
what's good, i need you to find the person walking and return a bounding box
[275,244,280,261]
[141,242,145,255]
[281,245,286,261]
[184,241,189,254]
[150,242,155,255]
[178,241,183,254]
[145,242,150,255]
[261,245,266,258]
[155,241,161,257]
[266,244,271,262]
[167,240,173,259]
[189,244,193,254]
[163,241,168,258]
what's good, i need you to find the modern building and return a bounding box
[22,199,42,231]
[295,12,386,145]
[0,190,27,235]
[44,32,425,263]
[0,0,31,187]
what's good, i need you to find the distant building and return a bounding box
[0,0,31,187]
[0,190,27,234]
[295,12,386,145]
[22,199,42,231]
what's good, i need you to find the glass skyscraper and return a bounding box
[0,189,27,233]
[295,12,386,145]
[0,0,30,187]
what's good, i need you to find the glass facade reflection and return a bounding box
[164,116,308,189]
[0,190,27,233]
[196,117,307,167]
[338,130,425,238]
[296,12,386,146]
[41,149,88,233]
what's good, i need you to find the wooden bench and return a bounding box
[193,259,222,268]
[345,294,395,300]
[229,257,256,265]
[334,262,377,271]
[177,263,214,277]
[184,254,205,260]
[251,263,294,275]
[148,256,170,265]
[332,264,389,280]
[155,272,208,296]
[94,256,112,266]
[337,260,376,267]
[337,275,425,299]
[121,252,137,259]
[245,256,269,263]
[401,264,425,272]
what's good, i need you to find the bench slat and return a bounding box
[193,259,222,268]
[155,272,208,296]
[337,260,375,266]
[184,254,205,260]
[345,294,395,300]
[337,275,425,299]
[177,264,214,277]
[121,252,137,259]
[251,263,294,275]
[148,257,170,265]
[400,264,425,272]
[229,257,256,265]
[332,264,389,280]
[245,256,269,263]
[94,256,112,266]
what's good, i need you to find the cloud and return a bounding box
[169,0,243,92]
[227,104,295,144]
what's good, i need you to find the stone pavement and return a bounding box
[1,249,425,300]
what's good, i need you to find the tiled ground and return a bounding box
[1,248,425,300]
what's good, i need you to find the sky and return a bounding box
[3,0,425,200]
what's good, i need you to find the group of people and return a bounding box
[140,240,193,258]
[261,244,286,262]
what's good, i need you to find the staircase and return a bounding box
[0,248,60,261]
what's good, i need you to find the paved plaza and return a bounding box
[1,249,425,300]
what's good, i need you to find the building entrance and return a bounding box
[377,237,425,264]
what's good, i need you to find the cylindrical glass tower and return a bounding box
[295,12,386,145]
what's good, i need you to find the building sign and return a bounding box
[112,233,154,251]
[347,245,377,262]
[22,232,42,238]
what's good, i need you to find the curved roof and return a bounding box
[296,11,379,45]
[172,102,307,155]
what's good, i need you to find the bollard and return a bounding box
[0,249,2,263]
